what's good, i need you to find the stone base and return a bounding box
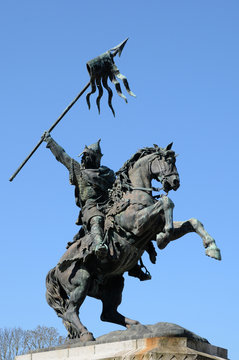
[16,336,228,360]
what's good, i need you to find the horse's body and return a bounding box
[46,144,221,341]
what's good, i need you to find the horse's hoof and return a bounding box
[205,244,221,261]
[156,233,170,249]
[80,331,95,342]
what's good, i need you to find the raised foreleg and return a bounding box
[131,195,174,237]
[156,218,221,260]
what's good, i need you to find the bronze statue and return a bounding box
[45,140,221,341]
[8,38,221,346]
[42,132,153,279]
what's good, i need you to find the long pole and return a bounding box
[9,81,90,182]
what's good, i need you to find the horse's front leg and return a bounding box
[131,195,174,237]
[160,195,174,236]
[157,218,221,260]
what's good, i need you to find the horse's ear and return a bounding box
[165,142,173,150]
[153,144,159,149]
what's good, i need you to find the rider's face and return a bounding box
[81,152,100,169]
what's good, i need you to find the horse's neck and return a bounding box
[128,157,151,188]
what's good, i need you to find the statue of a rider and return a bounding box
[42,131,115,258]
[42,131,156,279]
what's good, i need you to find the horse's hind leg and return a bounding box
[100,276,140,328]
[156,218,221,260]
[62,266,94,341]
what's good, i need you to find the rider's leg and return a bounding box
[100,276,140,328]
[90,216,108,258]
[156,218,221,260]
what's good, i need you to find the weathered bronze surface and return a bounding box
[43,135,221,342]
[86,38,136,116]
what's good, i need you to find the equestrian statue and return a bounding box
[43,132,221,342]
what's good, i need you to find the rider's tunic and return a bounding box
[46,138,115,228]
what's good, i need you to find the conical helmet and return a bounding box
[78,139,103,158]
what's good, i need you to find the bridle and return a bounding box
[148,154,178,196]
[117,152,178,197]
[128,153,178,196]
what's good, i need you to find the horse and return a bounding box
[45,143,221,342]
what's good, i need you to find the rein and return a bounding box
[115,151,178,199]
[129,185,167,199]
[130,185,163,193]
[128,154,164,194]
[128,154,178,197]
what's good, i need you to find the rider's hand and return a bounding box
[42,131,51,142]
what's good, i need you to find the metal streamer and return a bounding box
[86,38,136,116]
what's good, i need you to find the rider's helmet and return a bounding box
[78,139,103,168]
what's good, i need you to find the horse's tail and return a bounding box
[45,267,68,319]
[46,267,78,338]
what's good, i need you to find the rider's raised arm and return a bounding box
[42,131,72,171]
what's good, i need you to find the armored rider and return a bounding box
[42,131,115,258]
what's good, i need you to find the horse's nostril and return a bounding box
[173,179,180,188]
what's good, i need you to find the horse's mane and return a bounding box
[106,147,157,207]
[116,147,156,179]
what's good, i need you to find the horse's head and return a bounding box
[150,143,180,192]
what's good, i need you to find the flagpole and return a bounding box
[9,82,90,182]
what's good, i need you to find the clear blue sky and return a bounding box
[1,1,238,358]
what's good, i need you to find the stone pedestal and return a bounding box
[15,323,228,360]
[16,337,228,360]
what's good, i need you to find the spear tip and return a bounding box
[110,38,129,58]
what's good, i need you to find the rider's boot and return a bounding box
[128,264,151,281]
[90,216,108,259]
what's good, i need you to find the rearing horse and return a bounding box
[46,143,221,341]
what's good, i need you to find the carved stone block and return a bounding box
[15,336,228,360]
